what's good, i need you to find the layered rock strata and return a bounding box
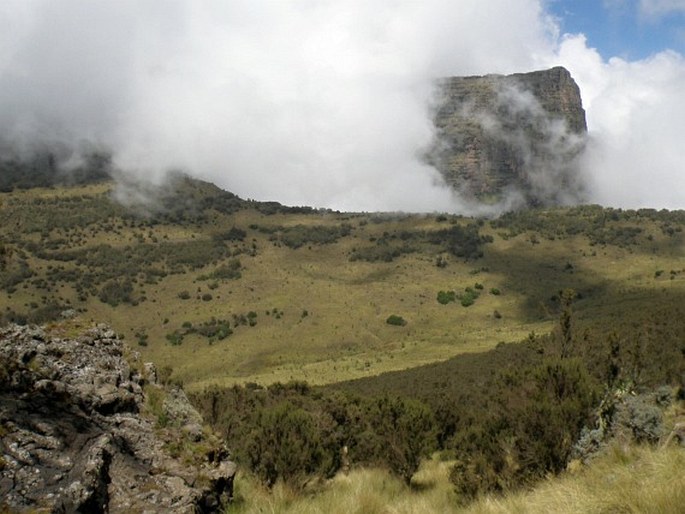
[429,66,587,207]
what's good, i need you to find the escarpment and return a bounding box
[428,66,587,207]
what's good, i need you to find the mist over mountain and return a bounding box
[1,1,684,212]
[428,66,587,210]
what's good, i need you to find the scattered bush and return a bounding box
[204,259,242,280]
[98,279,133,307]
[437,290,456,305]
[166,331,184,346]
[386,315,407,327]
[459,288,479,307]
[246,402,326,489]
[427,224,492,260]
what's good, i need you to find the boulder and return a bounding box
[0,323,236,513]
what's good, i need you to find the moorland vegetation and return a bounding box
[0,163,684,510]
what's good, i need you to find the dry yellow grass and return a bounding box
[2,182,685,391]
[466,444,685,514]
[226,445,685,514]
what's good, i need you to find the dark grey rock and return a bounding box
[0,323,236,513]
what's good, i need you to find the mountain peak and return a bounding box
[428,66,587,208]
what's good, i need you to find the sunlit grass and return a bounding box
[2,182,684,390]
[225,445,685,514]
[466,444,685,514]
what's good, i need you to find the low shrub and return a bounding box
[386,315,407,326]
[437,290,456,305]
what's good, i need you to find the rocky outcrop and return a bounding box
[0,322,236,513]
[428,66,587,207]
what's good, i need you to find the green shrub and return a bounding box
[278,224,352,249]
[98,279,133,307]
[207,259,242,280]
[166,331,184,346]
[135,330,149,347]
[213,226,247,241]
[367,396,436,485]
[246,402,325,489]
[614,394,664,443]
[437,290,456,305]
[449,358,599,499]
[386,315,407,326]
[349,244,414,263]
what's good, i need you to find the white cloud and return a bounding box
[1,1,685,212]
[639,0,685,17]
[549,34,685,209]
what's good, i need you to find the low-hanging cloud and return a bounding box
[0,1,684,212]
[554,35,685,209]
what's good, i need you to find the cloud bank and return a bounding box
[0,1,683,212]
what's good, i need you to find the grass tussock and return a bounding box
[468,444,685,514]
[227,459,457,514]
[226,445,685,514]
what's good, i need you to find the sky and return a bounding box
[0,0,684,212]
[550,0,685,60]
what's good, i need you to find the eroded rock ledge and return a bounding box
[0,322,235,513]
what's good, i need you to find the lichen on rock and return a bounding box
[0,322,235,513]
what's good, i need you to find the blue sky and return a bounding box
[550,0,685,60]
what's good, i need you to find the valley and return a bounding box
[1,175,684,511]
[2,178,683,392]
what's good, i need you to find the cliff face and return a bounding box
[428,66,587,207]
[0,321,235,513]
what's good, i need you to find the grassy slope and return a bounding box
[227,444,685,514]
[0,180,683,392]
[2,179,684,513]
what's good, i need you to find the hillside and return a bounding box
[0,176,684,392]
[1,175,684,511]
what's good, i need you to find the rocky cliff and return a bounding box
[0,321,235,513]
[428,66,587,207]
